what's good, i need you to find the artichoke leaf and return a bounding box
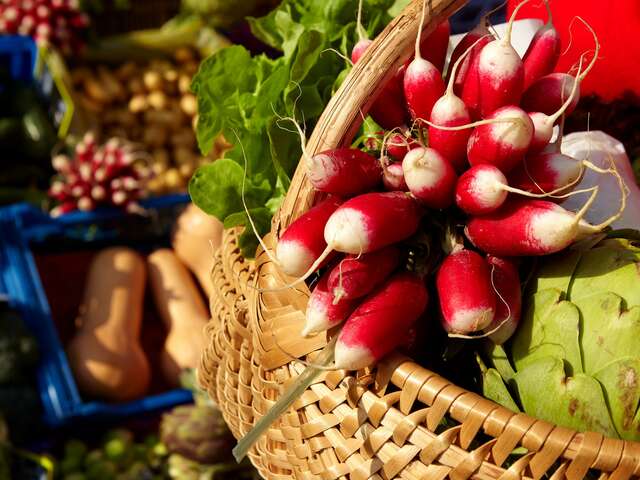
[514,356,618,438]
[531,249,582,295]
[593,358,640,441]
[481,367,521,413]
[512,289,583,375]
[574,293,640,376]
[568,239,640,305]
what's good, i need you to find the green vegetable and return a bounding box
[190,0,404,257]
[160,404,235,464]
[481,237,640,440]
[181,0,276,28]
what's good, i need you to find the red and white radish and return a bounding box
[521,18,599,116]
[382,160,408,191]
[467,105,534,172]
[465,194,600,256]
[484,256,522,345]
[386,132,420,162]
[305,147,382,195]
[437,249,496,334]
[429,36,487,172]
[462,0,530,119]
[455,165,509,215]
[521,1,561,91]
[508,152,583,194]
[275,197,342,277]
[418,20,450,73]
[301,270,358,337]
[327,245,400,301]
[351,38,372,64]
[403,0,445,124]
[403,147,457,209]
[449,21,492,96]
[334,272,428,370]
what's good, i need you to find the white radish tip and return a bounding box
[77,197,93,211]
[123,177,138,190]
[333,342,374,371]
[71,185,84,197]
[111,178,123,190]
[112,190,127,205]
[78,163,92,181]
[446,307,495,333]
[275,240,315,277]
[52,154,69,171]
[91,185,106,200]
[125,202,144,215]
[94,168,106,182]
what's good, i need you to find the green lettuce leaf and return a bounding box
[190,0,402,257]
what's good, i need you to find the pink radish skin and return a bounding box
[467,106,534,173]
[465,198,584,256]
[403,147,457,209]
[306,148,381,196]
[521,73,578,117]
[418,20,450,73]
[327,245,400,301]
[455,165,509,215]
[522,21,561,91]
[450,22,491,96]
[334,272,428,370]
[485,256,522,344]
[404,56,445,124]
[323,191,422,255]
[382,161,408,191]
[276,197,342,276]
[437,249,496,334]
[430,35,486,172]
[302,270,358,337]
[465,1,532,119]
[351,38,372,64]
[387,133,420,162]
[508,152,583,194]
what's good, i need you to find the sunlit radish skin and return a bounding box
[334,272,428,370]
[521,73,579,117]
[419,20,450,72]
[386,133,420,161]
[508,152,583,194]
[323,192,422,254]
[484,256,522,344]
[306,148,381,196]
[465,198,582,256]
[301,270,358,337]
[467,106,534,173]
[437,249,496,334]
[455,164,509,215]
[382,161,408,191]
[449,22,491,95]
[404,59,445,123]
[327,246,400,301]
[403,147,457,209]
[276,197,342,276]
[522,21,561,91]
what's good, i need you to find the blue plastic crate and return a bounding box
[0,35,37,83]
[0,195,193,427]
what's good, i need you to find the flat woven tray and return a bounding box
[198,0,640,477]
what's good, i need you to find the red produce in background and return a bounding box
[507,0,640,101]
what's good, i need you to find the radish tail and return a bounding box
[504,0,533,45]
[416,116,527,132]
[232,335,337,462]
[356,0,367,42]
[445,35,490,96]
[414,0,427,59]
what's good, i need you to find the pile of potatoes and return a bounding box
[71,48,228,195]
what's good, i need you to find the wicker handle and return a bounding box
[272,0,468,237]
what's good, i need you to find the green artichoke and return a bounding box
[160,405,235,464]
[482,237,640,440]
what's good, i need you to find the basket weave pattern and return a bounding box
[198,0,640,477]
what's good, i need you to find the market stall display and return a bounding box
[196,0,640,477]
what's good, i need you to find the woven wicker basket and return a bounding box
[198,0,640,478]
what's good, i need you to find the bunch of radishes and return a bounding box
[0,0,89,54]
[262,0,624,372]
[48,132,150,216]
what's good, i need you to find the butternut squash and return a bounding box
[171,203,223,297]
[67,247,150,401]
[147,249,209,386]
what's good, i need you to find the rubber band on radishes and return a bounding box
[437,248,496,334]
[403,147,457,209]
[403,0,445,124]
[333,272,428,370]
[429,36,490,172]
